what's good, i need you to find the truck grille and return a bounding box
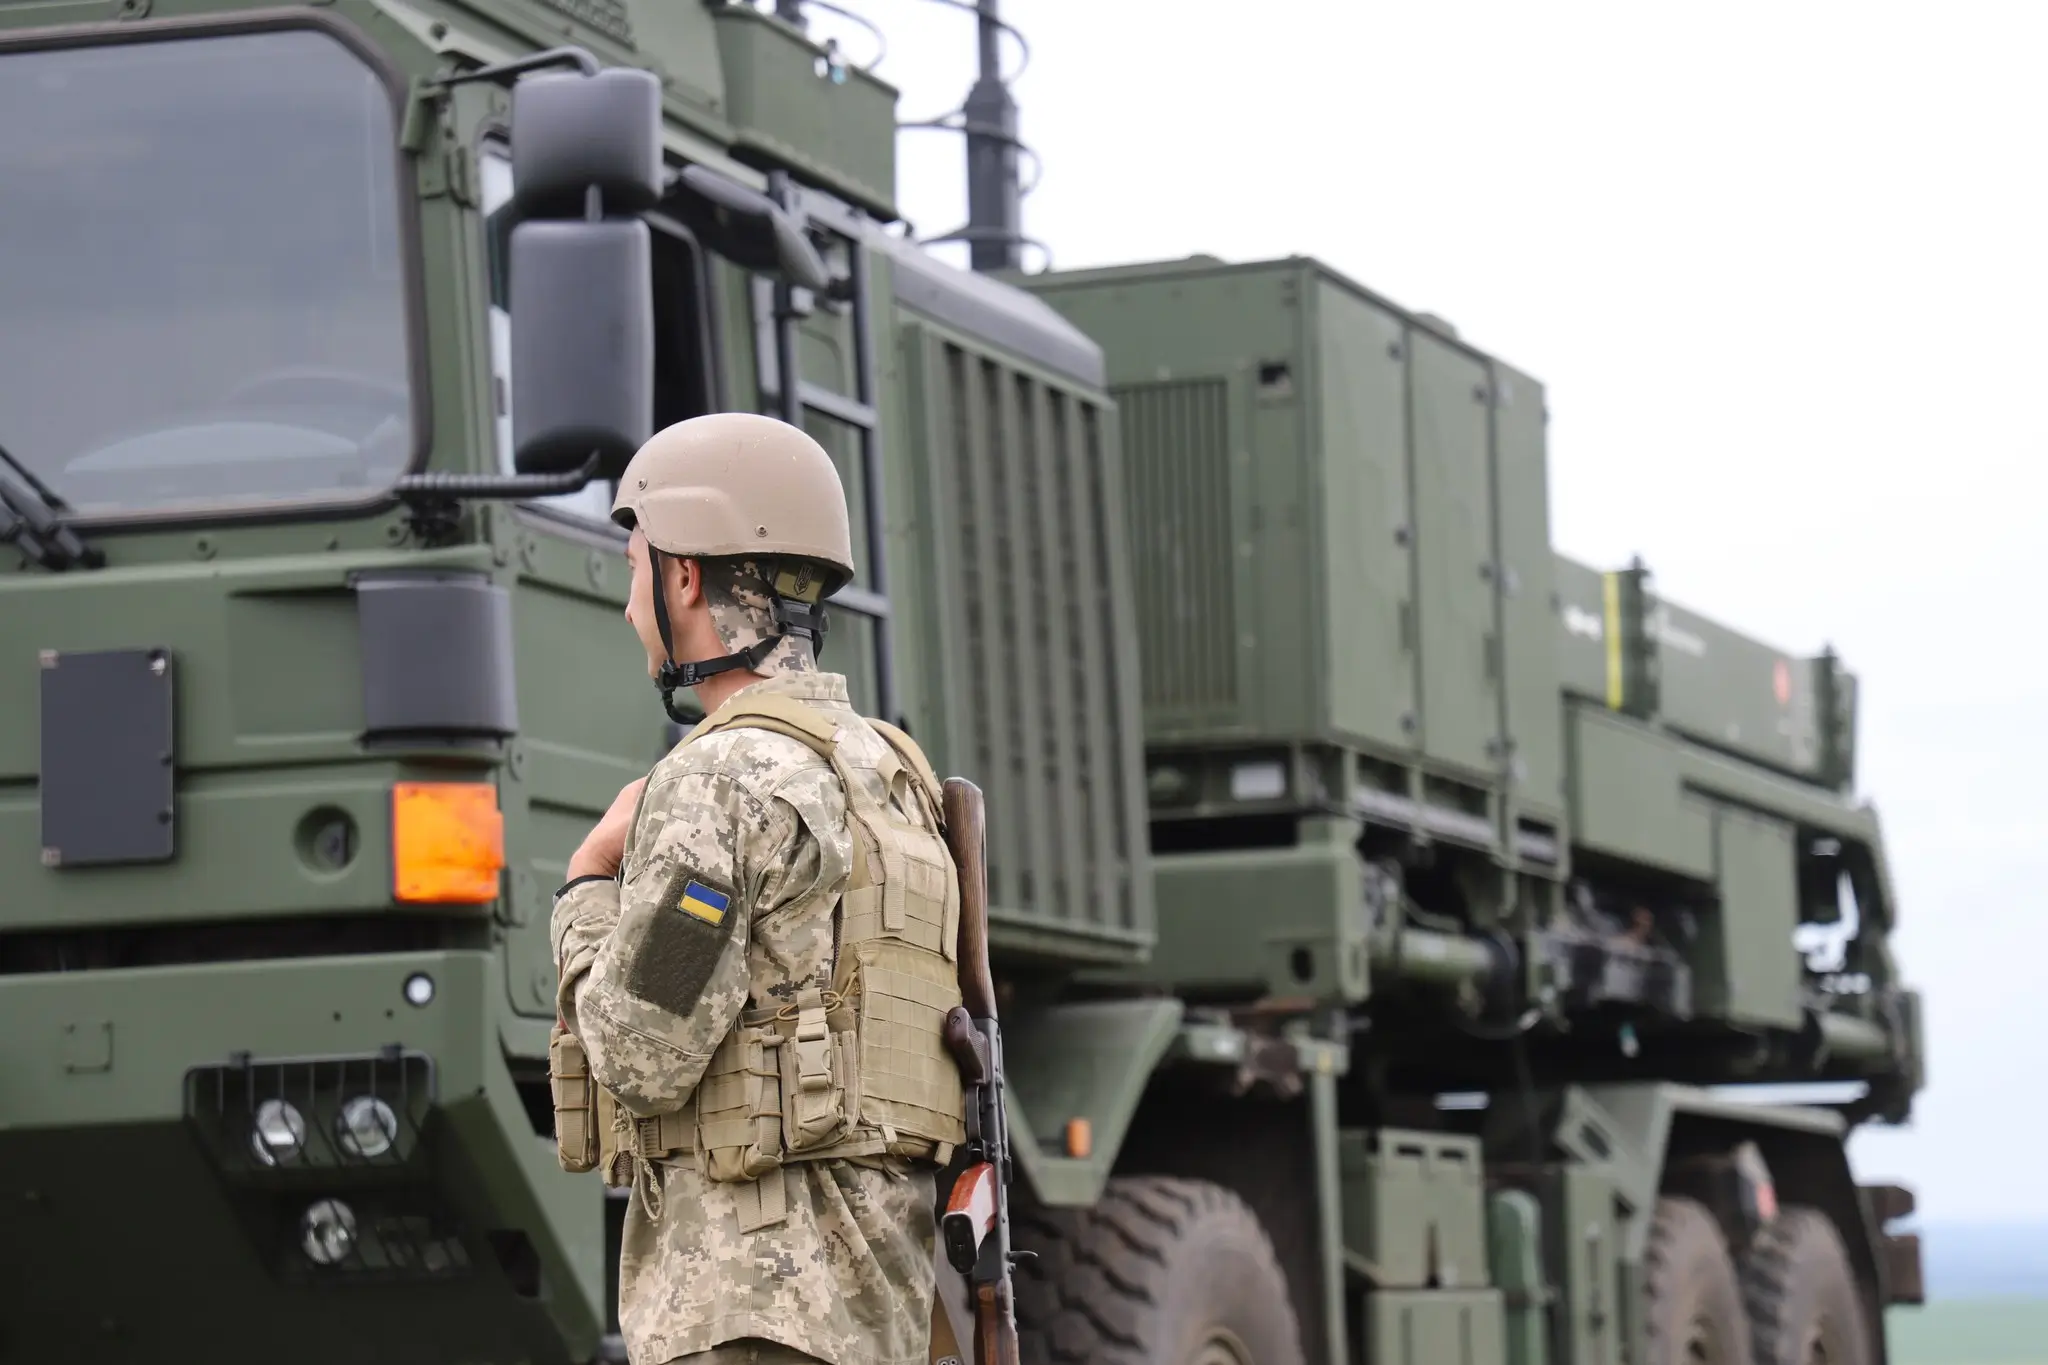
[1114,379,1237,717]
[916,335,1150,954]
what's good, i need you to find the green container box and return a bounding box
[1362,1288,1508,1365]
[1541,1165,1628,1365]
[1565,705,1713,881]
[1487,1190,1552,1365]
[1694,803,1803,1029]
[1024,257,1565,817]
[1656,600,1859,791]
[1144,819,1367,1002]
[1553,553,1861,792]
[710,5,899,216]
[1339,1127,1490,1289]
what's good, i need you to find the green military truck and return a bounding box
[0,3,1924,1364]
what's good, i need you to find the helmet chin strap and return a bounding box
[648,550,827,725]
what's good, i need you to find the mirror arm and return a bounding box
[404,46,605,153]
[669,165,837,295]
[393,454,601,502]
[385,456,606,546]
[428,46,600,93]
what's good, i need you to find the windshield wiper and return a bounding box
[0,441,102,571]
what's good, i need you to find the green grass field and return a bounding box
[1888,1299,2048,1365]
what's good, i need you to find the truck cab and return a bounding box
[0,5,1138,1360]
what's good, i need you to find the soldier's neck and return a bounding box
[693,667,772,717]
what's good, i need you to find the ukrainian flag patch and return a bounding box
[678,880,730,926]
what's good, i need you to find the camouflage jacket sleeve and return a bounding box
[551,751,827,1116]
[552,874,622,1025]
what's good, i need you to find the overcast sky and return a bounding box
[803,0,2044,1223]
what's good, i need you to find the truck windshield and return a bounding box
[0,26,415,520]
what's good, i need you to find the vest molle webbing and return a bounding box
[560,692,967,1190]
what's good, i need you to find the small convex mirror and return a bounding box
[509,66,662,220]
[505,66,664,477]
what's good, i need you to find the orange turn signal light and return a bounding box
[1064,1117,1092,1160]
[392,782,505,905]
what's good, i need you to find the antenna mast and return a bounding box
[963,0,1022,272]
[815,0,1039,270]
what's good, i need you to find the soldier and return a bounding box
[550,412,968,1365]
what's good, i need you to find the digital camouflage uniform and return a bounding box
[552,665,940,1365]
[551,412,960,1365]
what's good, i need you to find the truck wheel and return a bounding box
[1642,1196,1749,1365]
[1012,1175,1304,1365]
[1744,1206,1874,1365]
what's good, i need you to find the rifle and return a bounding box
[938,778,1022,1365]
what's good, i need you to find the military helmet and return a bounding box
[611,412,854,591]
[611,413,851,722]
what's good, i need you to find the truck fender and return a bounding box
[1576,1083,1899,1365]
[999,998,1185,1207]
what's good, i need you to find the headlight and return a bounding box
[250,1098,306,1166]
[301,1198,357,1265]
[336,1095,399,1160]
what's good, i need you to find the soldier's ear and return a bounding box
[672,556,704,609]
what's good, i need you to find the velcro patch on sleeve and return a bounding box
[619,866,741,1018]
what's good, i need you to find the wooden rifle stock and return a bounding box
[939,778,1020,1365]
[944,779,997,1020]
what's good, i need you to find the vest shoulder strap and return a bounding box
[867,718,946,813]
[685,695,931,862]
[687,692,843,762]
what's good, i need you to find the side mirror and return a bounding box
[505,66,663,477]
[509,221,653,477]
[510,65,662,220]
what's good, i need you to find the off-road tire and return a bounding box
[1641,1196,1749,1365]
[1743,1206,1874,1365]
[1012,1175,1305,1365]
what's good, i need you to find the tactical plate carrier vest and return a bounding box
[550,693,968,1202]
